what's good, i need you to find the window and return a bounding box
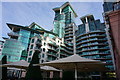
[43,48,45,52]
[28,58,31,62]
[44,43,46,46]
[31,39,34,43]
[29,51,32,56]
[41,60,44,63]
[42,54,44,58]
[30,45,33,49]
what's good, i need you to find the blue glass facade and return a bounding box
[2,39,24,62]
[2,23,43,62]
[18,29,30,49]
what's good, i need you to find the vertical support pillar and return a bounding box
[75,64,78,80]
[50,71,53,79]
[73,23,76,55]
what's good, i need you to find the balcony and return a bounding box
[77,47,109,53]
[65,34,73,38]
[65,47,73,50]
[65,25,73,29]
[64,42,73,47]
[65,31,73,34]
[65,28,73,31]
[76,43,108,49]
[36,41,42,46]
[80,52,110,57]
[48,42,58,47]
[34,47,41,52]
[76,40,98,46]
[60,53,68,57]
[8,32,19,39]
[98,38,107,41]
[47,52,57,57]
[60,47,73,54]
[65,37,73,41]
[48,47,57,52]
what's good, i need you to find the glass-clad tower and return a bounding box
[53,2,77,38]
[76,14,114,71]
[53,2,78,58]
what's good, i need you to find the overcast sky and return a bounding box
[1,2,104,39]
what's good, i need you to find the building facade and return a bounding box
[53,2,77,58]
[76,14,114,72]
[103,1,120,79]
[1,22,45,62]
[27,2,78,63]
[1,2,118,79]
[27,34,64,63]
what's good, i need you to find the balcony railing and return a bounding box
[8,32,19,37]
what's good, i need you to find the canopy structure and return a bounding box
[41,66,61,72]
[0,60,60,71]
[0,60,29,69]
[34,54,106,80]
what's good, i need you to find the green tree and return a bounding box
[25,50,42,80]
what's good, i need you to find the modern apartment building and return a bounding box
[27,34,65,63]
[103,1,120,79]
[27,2,77,63]
[1,22,45,62]
[1,2,116,79]
[76,14,114,72]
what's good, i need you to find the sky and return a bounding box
[1,2,104,40]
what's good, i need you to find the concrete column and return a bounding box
[50,71,53,79]
[85,17,90,32]
[73,23,76,54]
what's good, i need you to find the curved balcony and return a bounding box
[48,47,57,53]
[65,26,73,29]
[76,39,107,46]
[47,53,57,58]
[80,53,110,57]
[65,47,73,50]
[76,40,98,46]
[65,31,73,34]
[76,31,105,39]
[64,42,73,47]
[65,38,73,41]
[60,53,68,57]
[77,47,109,53]
[65,28,73,31]
[65,34,73,38]
[34,47,41,52]
[48,42,58,47]
[94,57,112,60]
[76,43,108,49]
[76,34,106,42]
[60,47,73,54]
